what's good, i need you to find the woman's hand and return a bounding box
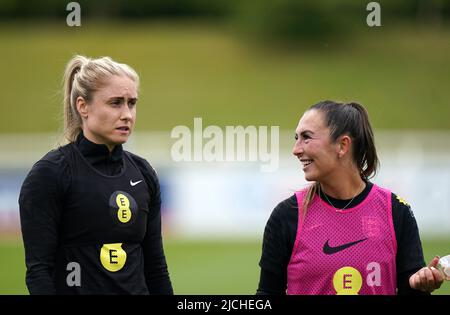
[409,256,444,293]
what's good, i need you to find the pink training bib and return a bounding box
[287,184,397,295]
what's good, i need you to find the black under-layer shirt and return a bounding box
[19,133,173,295]
[257,182,428,295]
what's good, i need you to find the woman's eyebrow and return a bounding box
[107,96,138,101]
[300,130,314,136]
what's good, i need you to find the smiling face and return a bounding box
[77,75,138,151]
[292,109,341,182]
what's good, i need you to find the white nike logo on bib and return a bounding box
[130,179,143,186]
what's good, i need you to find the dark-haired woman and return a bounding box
[257,101,443,295]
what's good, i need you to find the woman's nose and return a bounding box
[292,141,303,156]
[121,105,133,121]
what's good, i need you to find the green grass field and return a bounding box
[1,22,450,133]
[1,238,448,295]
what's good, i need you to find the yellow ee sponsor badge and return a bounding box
[116,193,132,223]
[109,191,138,226]
[100,243,127,272]
[333,266,362,295]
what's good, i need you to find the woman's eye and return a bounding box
[294,134,298,140]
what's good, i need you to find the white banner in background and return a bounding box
[0,131,449,238]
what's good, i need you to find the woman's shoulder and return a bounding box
[22,147,71,192]
[276,194,298,211]
[124,151,158,183]
[269,194,298,223]
[31,147,68,172]
[372,183,414,218]
[390,191,416,222]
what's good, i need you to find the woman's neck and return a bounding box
[319,172,366,200]
[82,130,115,153]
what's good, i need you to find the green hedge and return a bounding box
[1,0,449,43]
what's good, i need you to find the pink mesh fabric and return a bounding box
[287,184,397,295]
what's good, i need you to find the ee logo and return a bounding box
[116,193,132,223]
[333,267,363,295]
[333,263,382,295]
[109,191,137,226]
[100,243,127,272]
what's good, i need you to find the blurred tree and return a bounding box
[0,0,448,44]
[231,0,360,44]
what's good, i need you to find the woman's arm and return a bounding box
[133,157,173,294]
[19,151,67,294]
[391,193,431,295]
[257,196,297,295]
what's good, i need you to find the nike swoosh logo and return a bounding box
[323,238,368,255]
[130,179,143,186]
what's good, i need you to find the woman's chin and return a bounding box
[110,134,130,144]
[303,172,317,182]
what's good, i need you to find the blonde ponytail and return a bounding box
[63,55,88,143]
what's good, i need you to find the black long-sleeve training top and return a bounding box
[257,181,429,295]
[19,132,173,294]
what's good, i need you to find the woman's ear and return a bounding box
[338,135,352,158]
[76,96,88,119]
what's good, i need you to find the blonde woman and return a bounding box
[19,55,173,294]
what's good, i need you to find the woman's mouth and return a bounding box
[116,126,130,134]
[300,159,313,169]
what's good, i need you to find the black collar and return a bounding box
[75,132,123,164]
